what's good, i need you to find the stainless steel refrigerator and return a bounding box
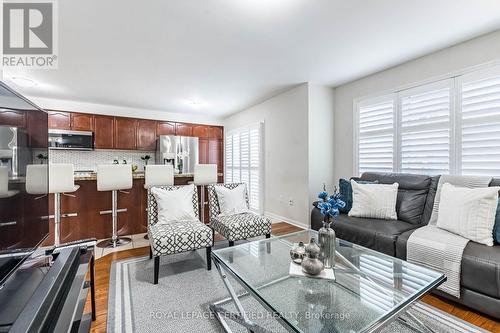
[156,135,199,174]
[0,127,30,178]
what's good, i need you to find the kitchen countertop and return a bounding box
[73,171,223,181]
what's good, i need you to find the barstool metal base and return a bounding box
[96,237,132,248]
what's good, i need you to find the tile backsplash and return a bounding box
[46,149,156,171]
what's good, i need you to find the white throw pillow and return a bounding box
[436,183,499,246]
[348,180,399,220]
[151,185,197,224]
[214,184,249,216]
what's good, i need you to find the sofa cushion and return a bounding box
[360,172,432,225]
[332,214,419,256]
[338,178,378,214]
[461,242,500,299]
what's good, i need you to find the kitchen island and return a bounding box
[42,172,223,246]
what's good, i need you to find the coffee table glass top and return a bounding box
[212,230,445,333]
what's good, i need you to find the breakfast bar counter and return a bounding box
[42,172,223,246]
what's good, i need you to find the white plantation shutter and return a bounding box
[460,68,500,176]
[400,80,452,175]
[357,96,395,174]
[225,123,263,212]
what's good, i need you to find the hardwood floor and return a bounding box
[86,222,500,333]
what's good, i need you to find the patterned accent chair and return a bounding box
[147,185,214,284]
[207,183,272,246]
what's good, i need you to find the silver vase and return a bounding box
[318,220,336,269]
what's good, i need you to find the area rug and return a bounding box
[107,242,487,333]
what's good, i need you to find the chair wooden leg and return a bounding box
[206,247,212,271]
[266,233,271,239]
[229,241,234,247]
[153,256,160,284]
[149,246,153,259]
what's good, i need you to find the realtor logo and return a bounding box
[2,0,58,68]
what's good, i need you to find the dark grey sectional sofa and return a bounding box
[311,172,500,320]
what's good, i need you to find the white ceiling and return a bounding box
[5,0,500,117]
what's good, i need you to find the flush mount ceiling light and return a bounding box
[189,100,202,108]
[9,76,37,88]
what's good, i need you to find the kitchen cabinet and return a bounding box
[93,115,114,149]
[0,109,26,128]
[175,123,193,136]
[192,124,209,138]
[199,138,223,172]
[71,113,94,131]
[157,121,176,136]
[114,117,137,150]
[209,126,223,140]
[27,110,48,148]
[47,111,71,129]
[209,139,223,172]
[136,119,157,150]
[199,138,209,164]
[44,193,82,244]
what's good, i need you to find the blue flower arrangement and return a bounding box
[317,186,346,223]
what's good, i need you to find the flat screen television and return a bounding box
[0,82,49,287]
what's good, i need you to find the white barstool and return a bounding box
[194,164,217,223]
[0,166,19,198]
[26,164,48,197]
[49,164,80,246]
[144,165,174,189]
[144,165,174,240]
[96,164,133,248]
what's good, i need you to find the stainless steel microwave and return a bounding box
[48,129,94,150]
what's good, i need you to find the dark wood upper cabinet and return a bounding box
[209,126,223,140]
[157,121,176,136]
[94,115,114,149]
[47,111,71,129]
[71,113,94,131]
[175,123,193,136]
[27,110,48,148]
[136,119,157,151]
[0,109,26,128]
[209,139,223,172]
[199,138,209,164]
[192,124,209,138]
[114,117,137,150]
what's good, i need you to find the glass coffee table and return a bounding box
[210,230,445,333]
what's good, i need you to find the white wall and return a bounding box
[224,83,335,228]
[334,29,500,181]
[308,84,335,207]
[28,96,224,125]
[224,84,310,227]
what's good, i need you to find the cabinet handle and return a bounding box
[0,221,17,227]
[99,208,127,215]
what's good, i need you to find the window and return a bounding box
[357,96,395,174]
[460,68,500,176]
[355,65,500,176]
[399,80,452,175]
[225,123,263,212]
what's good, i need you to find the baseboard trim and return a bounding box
[265,212,308,229]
